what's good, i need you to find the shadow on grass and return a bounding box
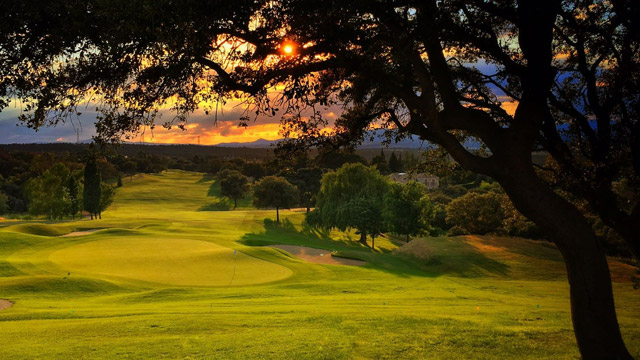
[199,180,253,211]
[197,173,216,184]
[199,199,234,211]
[238,218,510,279]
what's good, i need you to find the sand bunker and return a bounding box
[61,229,102,237]
[0,299,13,311]
[268,245,366,266]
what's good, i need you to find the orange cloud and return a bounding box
[136,121,283,145]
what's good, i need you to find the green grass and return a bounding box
[0,169,638,359]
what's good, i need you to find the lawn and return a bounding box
[0,170,638,359]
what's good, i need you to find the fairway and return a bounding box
[50,237,292,286]
[0,170,638,359]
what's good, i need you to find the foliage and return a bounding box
[2,0,639,354]
[279,167,322,212]
[67,174,81,219]
[241,162,266,180]
[370,150,390,174]
[0,190,9,215]
[216,169,250,209]
[252,176,298,222]
[501,196,543,239]
[83,156,102,218]
[388,152,402,173]
[25,163,72,220]
[99,183,116,216]
[313,163,389,246]
[446,192,504,236]
[384,181,436,242]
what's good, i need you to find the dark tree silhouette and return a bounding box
[216,169,250,209]
[67,175,80,219]
[280,167,322,213]
[1,1,638,356]
[83,156,102,220]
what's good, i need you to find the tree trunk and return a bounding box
[359,231,367,246]
[499,169,632,359]
[90,213,93,220]
[276,206,279,223]
[233,198,237,209]
[306,206,310,213]
[406,234,410,243]
[372,236,375,250]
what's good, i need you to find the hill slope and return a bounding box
[0,170,638,359]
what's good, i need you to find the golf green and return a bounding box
[49,237,292,286]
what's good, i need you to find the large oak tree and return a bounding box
[1,0,638,357]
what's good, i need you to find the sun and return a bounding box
[281,41,296,55]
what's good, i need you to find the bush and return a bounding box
[0,191,9,215]
[445,192,504,235]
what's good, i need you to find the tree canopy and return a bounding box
[83,156,102,219]
[217,169,250,209]
[312,163,390,247]
[1,0,638,356]
[446,191,504,235]
[252,176,299,223]
[384,181,436,242]
[279,167,322,213]
[25,163,72,220]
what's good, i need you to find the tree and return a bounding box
[384,181,436,242]
[83,156,102,220]
[370,149,390,174]
[67,174,80,219]
[0,191,9,215]
[2,1,637,355]
[312,163,389,247]
[98,183,115,219]
[216,169,250,209]
[242,162,266,180]
[501,195,542,239]
[445,192,505,235]
[388,152,402,173]
[252,176,298,223]
[122,161,137,182]
[280,167,322,213]
[117,175,123,188]
[25,163,71,220]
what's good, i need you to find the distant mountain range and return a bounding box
[215,130,438,149]
[10,129,481,150]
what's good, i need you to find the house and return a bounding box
[389,172,439,189]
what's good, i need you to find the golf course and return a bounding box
[0,170,638,359]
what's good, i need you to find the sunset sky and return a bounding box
[0,100,342,145]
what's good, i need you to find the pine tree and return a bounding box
[388,152,402,173]
[67,175,79,219]
[83,156,102,220]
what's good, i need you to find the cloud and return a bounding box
[0,97,343,144]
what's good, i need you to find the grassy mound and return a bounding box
[5,223,71,237]
[394,239,435,262]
